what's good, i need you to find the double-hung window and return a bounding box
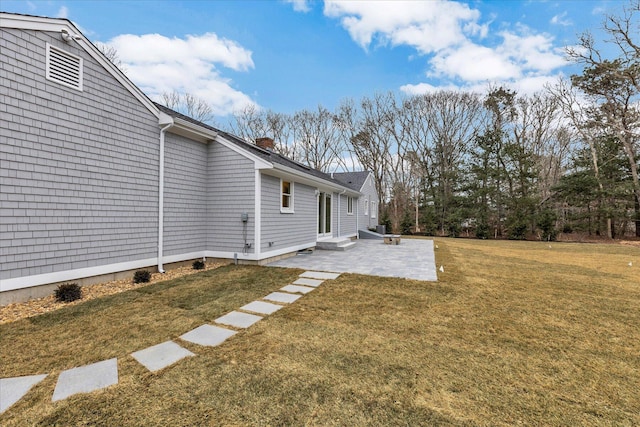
[347,196,354,215]
[281,179,294,213]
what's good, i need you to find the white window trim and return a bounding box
[347,196,354,215]
[280,179,294,213]
[364,197,369,216]
[46,43,83,91]
[371,201,377,219]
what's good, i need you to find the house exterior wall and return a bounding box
[260,173,316,253]
[338,193,357,237]
[207,142,255,255]
[163,133,208,256]
[358,173,380,231]
[0,28,160,282]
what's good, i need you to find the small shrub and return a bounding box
[192,259,205,270]
[133,270,151,283]
[55,283,82,303]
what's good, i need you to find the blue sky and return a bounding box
[2,0,625,121]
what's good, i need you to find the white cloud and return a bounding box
[104,33,257,116]
[284,0,312,13]
[550,11,572,26]
[56,5,68,18]
[322,1,567,97]
[323,0,480,53]
[431,41,522,81]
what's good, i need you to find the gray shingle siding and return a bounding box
[358,173,379,231]
[1,28,160,281]
[260,173,316,252]
[207,142,255,254]
[338,194,357,237]
[163,133,208,256]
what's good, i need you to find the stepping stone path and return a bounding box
[0,270,340,413]
[0,374,47,413]
[215,311,263,329]
[180,324,237,347]
[293,277,324,287]
[131,341,194,373]
[263,292,302,304]
[240,301,284,315]
[280,284,314,294]
[52,358,118,402]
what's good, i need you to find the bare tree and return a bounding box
[291,105,346,172]
[161,91,214,124]
[95,42,126,72]
[566,0,640,235]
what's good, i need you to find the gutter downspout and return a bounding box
[158,118,174,273]
[356,197,359,238]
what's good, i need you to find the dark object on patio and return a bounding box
[384,235,401,245]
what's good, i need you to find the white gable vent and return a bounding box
[46,43,83,91]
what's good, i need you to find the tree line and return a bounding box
[226,1,639,240]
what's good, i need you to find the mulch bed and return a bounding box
[0,261,229,325]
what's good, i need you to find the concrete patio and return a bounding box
[268,238,438,281]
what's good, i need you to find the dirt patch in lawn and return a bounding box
[0,261,229,325]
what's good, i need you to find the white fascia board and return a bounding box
[0,13,160,118]
[270,164,361,196]
[168,117,218,143]
[215,135,273,170]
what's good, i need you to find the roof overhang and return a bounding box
[0,13,160,118]
[265,164,361,196]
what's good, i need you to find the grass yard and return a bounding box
[1,239,639,426]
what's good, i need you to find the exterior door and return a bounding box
[318,192,332,237]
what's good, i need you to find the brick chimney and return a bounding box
[255,137,275,151]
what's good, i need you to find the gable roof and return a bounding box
[1,12,362,196]
[154,103,361,195]
[0,12,160,117]
[332,171,371,192]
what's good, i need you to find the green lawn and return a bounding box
[1,239,639,426]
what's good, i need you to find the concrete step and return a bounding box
[316,238,356,251]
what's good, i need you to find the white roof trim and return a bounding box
[270,163,361,196]
[0,13,159,118]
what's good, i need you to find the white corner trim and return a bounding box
[0,257,158,292]
[254,170,262,256]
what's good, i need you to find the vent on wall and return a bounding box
[46,43,83,91]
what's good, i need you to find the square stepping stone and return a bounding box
[300,271,341,280]
[263,292,301,304]
[281,284,314,294]
[1,374,47,413]
[131,341,194,373]
[180,324,237,347]
[240,300,284,315]
[293,277,324,287]
[52,358,118,402]
[215,311,262,329]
